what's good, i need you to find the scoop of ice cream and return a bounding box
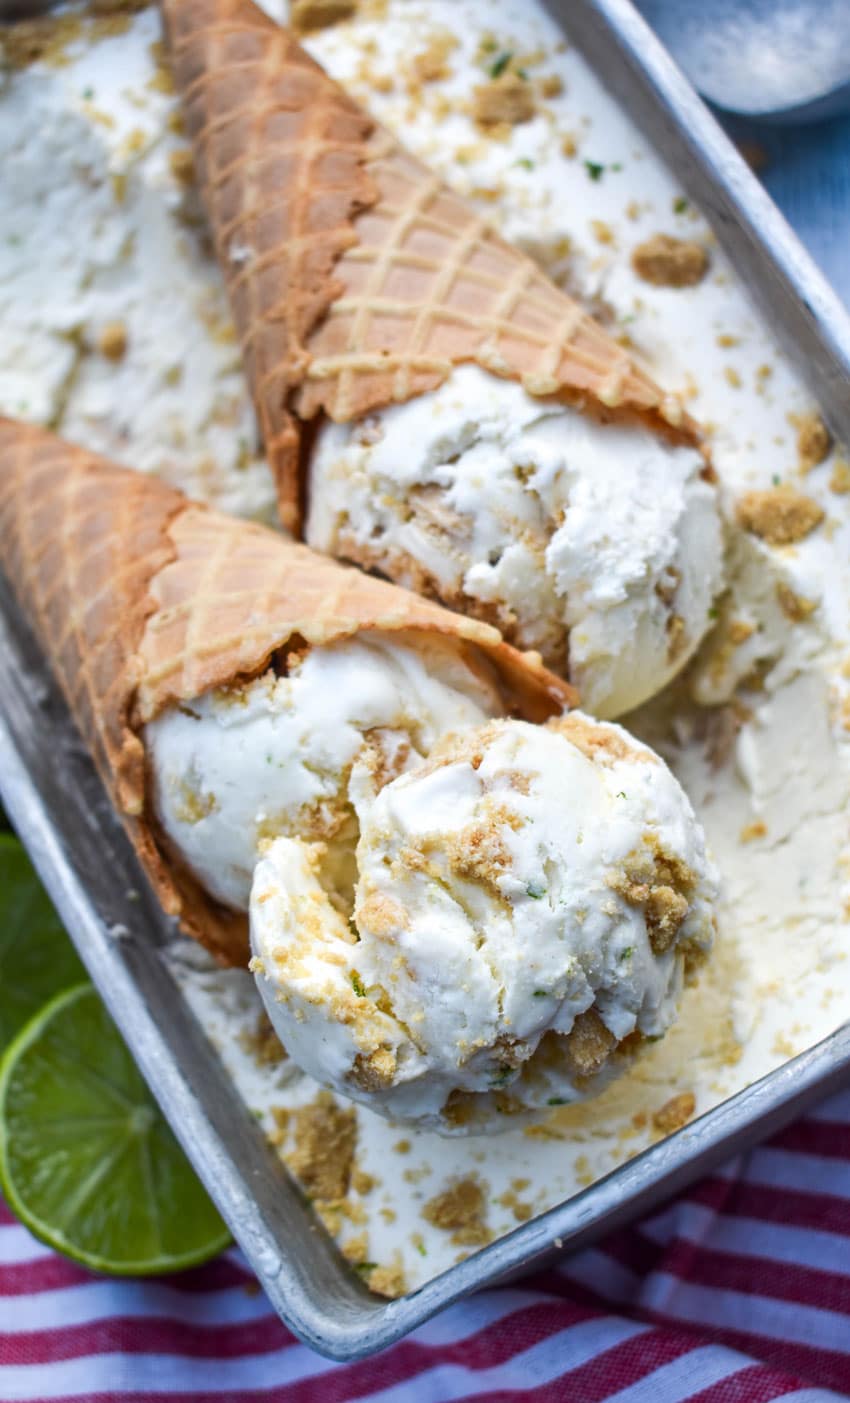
[250,711,717,1133]
[307,364,724,719]
[146,631,505,910]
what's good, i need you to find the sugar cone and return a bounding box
[161,0,695,534]
[0,421,574,965]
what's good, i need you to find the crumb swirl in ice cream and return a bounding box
[146,630,506,911]
[250,711,717,1133]
[307,365,724,718]
[147,628,715,1134]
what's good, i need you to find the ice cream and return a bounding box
[161,0,726,719]
[146,630,506,910]
[0,5,275,521]
[308,364,724,718]
[250,711,717,1132]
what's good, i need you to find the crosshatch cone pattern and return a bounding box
[0,419,184,818]
[162,0,694,532]
[0,420,573,963]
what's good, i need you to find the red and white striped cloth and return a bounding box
[4,1086,850,1401]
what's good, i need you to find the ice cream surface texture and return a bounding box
[250,712,717,1133]
[147,631,506,911]
[308,366,724,718]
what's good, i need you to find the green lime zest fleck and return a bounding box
[489,51,513,77]
[533,989,548,998]
[526,882,547,899]
[515,157,535,170]
[416,1241,427,1256]
[772,473,781,485]
[619,947,635,962]
[547,1097,567,1106]
[350,972,367,999]
[355,1261,378,1273]
[584,159,605,181]
[673,195,689,213]
[616,791,627,800]
[708,606,719,619]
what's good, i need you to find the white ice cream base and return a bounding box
[309,364,724,719]
[249,716,715,1132]
[146,630,504,910]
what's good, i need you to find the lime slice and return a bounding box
[0,835,86,1053]
[0,984,230,1273]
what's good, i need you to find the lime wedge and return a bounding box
[0,984,230,1273]
[0,835,86,1054]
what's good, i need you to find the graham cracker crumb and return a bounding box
[341,1232,368,1264]
[775,582,818,622]
[266,1105,290,1148]
[561,133,578,157]
[724,367,742,389]
[290,0,357,32]
[538,73,564,98]
[423,1177,491,1246]
[410,30,457,84]
[238,1011,287,1069]
[442,1089,477,1129]
[0,3,150,69]
[653,1092,696,1134]
[496,1188,533,1222]
[632,234,709,288]
[645,885,689,955]
[563,1008,616,1077]
[351,1169,376,1195]
[610,845,694,956]
[351,1046,398,1092]
[666,613,687,662]
[792,411,831,472]
[97,321,128,361]
[728,618,755,644]
[740,820,768,843]
[367,1262,406,1298]
[288,1092,356,1201]
[548,712,647,765]
[830,459,850,494]
[168,148,195,184]
[473,72,536,127]
[736,486,824,546]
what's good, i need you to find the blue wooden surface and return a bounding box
[722,112,850,302]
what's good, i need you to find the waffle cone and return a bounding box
[162,0,696,533]
[0,420,574,965]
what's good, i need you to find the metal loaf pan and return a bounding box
[3,0,850,1362]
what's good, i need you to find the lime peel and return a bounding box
[0,983,230,1275]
